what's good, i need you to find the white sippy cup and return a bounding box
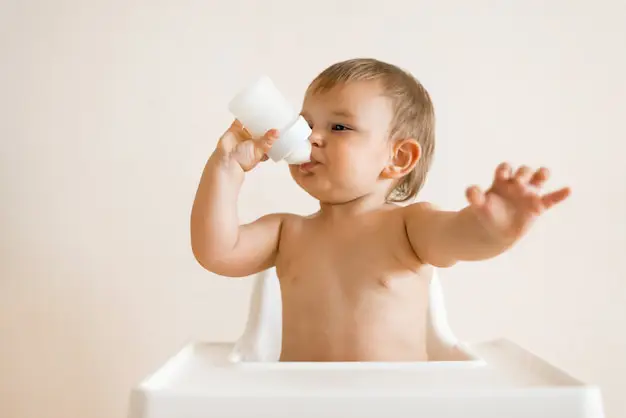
[228,76,312,165]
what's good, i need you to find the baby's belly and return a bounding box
[279,275,429,362]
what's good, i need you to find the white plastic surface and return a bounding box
[228,75,294,137]
[129,340,604,418]
[128,267,605,418]
[228,75,312,163]
[270,116,312,164]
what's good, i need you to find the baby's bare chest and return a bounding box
[276,215,422,287]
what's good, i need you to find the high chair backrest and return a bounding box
[228,266,461,362]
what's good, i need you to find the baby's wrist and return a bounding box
[465,208,514,248]
[209,149,245,180]
[479,221,519,251]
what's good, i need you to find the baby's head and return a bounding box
[290,58,435,205]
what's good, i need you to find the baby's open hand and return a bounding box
[465,163,571,243]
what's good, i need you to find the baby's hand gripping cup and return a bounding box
[228,76,312,165]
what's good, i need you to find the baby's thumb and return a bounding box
[263,129,279,148]
[466,185,485,207]
[255,129,279,157]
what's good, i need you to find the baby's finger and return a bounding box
[257,129,280,152]
[541,187,571,209]
[514,165,533,184]
[495,162,512,181]
[529,167,550,188]
[466,185,486,207]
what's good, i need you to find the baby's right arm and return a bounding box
[190,121,282,277]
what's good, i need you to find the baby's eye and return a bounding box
[331,124,351,131]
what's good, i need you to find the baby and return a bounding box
[190,58,571,362]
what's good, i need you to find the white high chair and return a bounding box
[128,268,605,418]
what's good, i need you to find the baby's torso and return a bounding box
[276,207,431,362]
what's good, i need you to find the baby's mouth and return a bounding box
[299,157,319,173]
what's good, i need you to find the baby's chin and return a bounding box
[289,167,332,200]
[288,169,361,204]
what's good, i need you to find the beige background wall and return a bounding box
[1,1,625,417]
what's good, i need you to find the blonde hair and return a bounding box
[307,58,435,202]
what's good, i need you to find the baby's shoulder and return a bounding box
[399,200,442,224]
[278,212,312,224]
[401,200,441,214]
[270,211,312,234]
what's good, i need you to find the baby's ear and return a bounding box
[381,138,421,179]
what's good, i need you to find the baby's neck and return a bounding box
[316,193,393,222]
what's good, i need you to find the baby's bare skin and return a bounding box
[277,207,429,361]
[190,73,570,362]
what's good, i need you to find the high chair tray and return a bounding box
[128,339,604,418]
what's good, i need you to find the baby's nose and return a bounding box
[309,130,324,147]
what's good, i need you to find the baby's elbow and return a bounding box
[192,250,233,277]
[190,241,249,278]
[423,252,458,269]
[190,237,220,272]
[431,258,458,268]
[191,240,214,272]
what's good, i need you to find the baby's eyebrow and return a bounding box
[331,109,355,119]
[299,109,355,120]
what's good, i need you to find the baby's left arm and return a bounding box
[404,163,571,267]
